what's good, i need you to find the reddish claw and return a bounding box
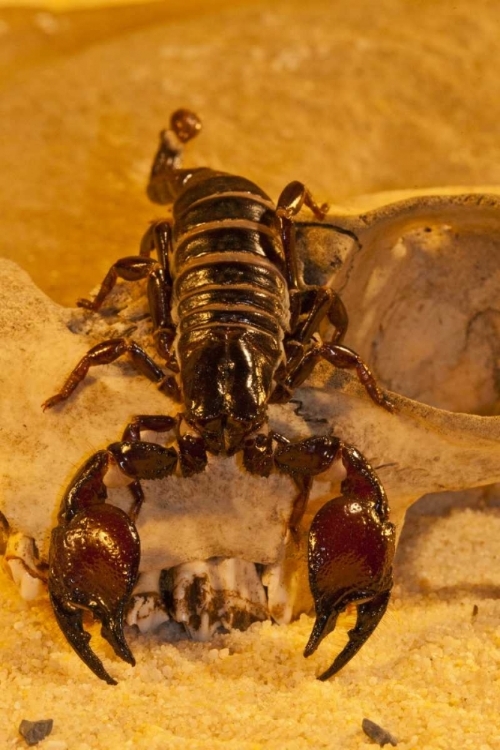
[304,445,395,680]
[48,439,178,684]
[49,503,140,685]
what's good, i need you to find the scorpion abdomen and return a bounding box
[171,173,291,449]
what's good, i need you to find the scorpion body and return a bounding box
[168,171,290,455]
[43,110,396,685]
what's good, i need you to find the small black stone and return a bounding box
[362,718,397,747]
[19,718,54,747]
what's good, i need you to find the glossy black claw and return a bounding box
[49,590,119,686]
[305,444,395,679]
[304,590,392,681]
[48,503,140,685]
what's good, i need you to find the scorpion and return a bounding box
[43,109,396,685]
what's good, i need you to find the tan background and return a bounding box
[1,0,499,305]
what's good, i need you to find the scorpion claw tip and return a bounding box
[100,615,136,668]
[303,608,337,659]
[49,590,119,685]
[305,591,392,681]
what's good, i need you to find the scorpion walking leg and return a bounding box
[319,342,395,411]
[273,340,394,412]
[142,224,179,373]
[77,256,158,311]
[273,185,393,410]
[304,443,395,680]
[77,217,174,312]
[277,180,329,225]
[286,287,348,348]
[276,180,328,290]
[139,219,171,265]
[43,222,180,407]
[42,338,176,410]
[48,440,178,684]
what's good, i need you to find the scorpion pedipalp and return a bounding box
[304,445,395,680]
[49,503,140,685]
[48,438,179,684]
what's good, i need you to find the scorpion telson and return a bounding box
[43,109,396,685]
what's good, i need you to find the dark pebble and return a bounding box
[19,718,54,747]
[362,717,398,747]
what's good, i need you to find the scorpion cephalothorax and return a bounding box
[43,109,395,685]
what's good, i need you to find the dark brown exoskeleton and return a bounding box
[43,109,396,685]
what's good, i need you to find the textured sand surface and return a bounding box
[1,506,500,748]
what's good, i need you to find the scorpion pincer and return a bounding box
[43,109,396,685]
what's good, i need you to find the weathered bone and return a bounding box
[170,558,268,640]
[2,191,500,633]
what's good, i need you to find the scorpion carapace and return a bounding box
[43,108,396,685]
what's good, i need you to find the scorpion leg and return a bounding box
[277,180,329,224]
[285,287,348,350]
[77,256,158,311]
[272,340,395,412]
[42,222,180,404]
[75,219,180,374]
[276,181,328,290]
[304,443,395,680]
[143,224,179,373]
[274,181,393,412]
[42,338,177,410]
[319,342,395,412]
[48,440,178,684]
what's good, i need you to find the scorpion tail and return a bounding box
[147,109,202,205]
[304,445,395,679]
[48,503,140,685]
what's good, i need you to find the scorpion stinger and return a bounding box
[147,108,202,205]
[43,108,396,683]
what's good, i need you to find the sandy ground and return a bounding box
[1,503,499,749]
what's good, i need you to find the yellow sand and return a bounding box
[1,505,499,748]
